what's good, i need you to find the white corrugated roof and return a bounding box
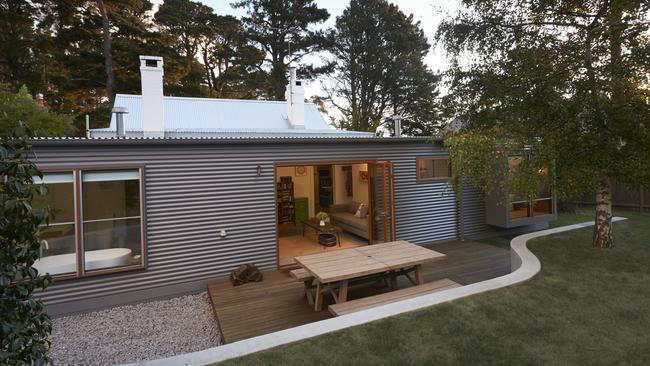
[94,94,373,138]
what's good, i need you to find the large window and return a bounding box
[508,157,553,219]
[417,157,452,182]
[32,168,145,278]
[82,170,143,272]
[32,173,77,276]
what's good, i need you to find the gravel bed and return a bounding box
[49,292,221,366]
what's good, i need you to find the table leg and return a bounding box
[389,270,397,289]
[338,280,349,303]
[304,280,314,305]
[415,264,424,285]
[314,281,323,311]
[337,232,341,247]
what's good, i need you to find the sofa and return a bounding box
[329,201,369,240]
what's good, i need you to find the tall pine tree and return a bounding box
[329,0,440,134]
[155,0,266,98]
[0,1,39,89]
[233,0,332,100]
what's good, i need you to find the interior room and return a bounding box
[276,163,371,267]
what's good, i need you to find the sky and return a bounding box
[149,0,461,102]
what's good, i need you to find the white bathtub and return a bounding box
[34,248,133,275]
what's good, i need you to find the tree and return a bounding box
[33,0,109,121]
[233,0,332,100]
[201,15,267,98]
[11,0,158,128]
[155,0,216,96]
[437,0,650,248]
[0,1,39,90]
[0,84,76,136]
[97,0,115,108]
[329,0,441,134]
[156,0,266,98]
[0,124,54,365]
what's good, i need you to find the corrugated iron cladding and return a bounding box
[30,140,487,309]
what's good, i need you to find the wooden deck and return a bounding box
[207,240,510,343]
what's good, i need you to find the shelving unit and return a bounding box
[316,166,333,211]
[277,176,295,225]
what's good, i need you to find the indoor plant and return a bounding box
[315,212,329,226]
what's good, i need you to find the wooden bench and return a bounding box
[290,268,315,305]
[328,278,461,316]
[291,268,392,306]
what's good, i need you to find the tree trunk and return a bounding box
[97,0,115,108]
[202,47,213,95]
[270,59,287,101]
[593,177,613,248]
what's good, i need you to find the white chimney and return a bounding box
[285,67,305,129]
[139,55,165,137]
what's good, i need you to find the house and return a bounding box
[30,56,556,315]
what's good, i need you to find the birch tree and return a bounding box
[438,0,650,248]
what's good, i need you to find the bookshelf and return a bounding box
[277,176,295,225]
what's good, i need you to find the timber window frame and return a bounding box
[416,156,453,183]
[33,165,147,280]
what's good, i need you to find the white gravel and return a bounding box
[49,292,221,366]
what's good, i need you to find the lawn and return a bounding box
[480,211,596,249]
[220,212,650,365]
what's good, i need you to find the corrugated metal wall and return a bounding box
[30,140,502,314]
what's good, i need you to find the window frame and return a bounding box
[416,156,453,183]
[36,165,147,280]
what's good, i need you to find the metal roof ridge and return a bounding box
[114,94,317,106]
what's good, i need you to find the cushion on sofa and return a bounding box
[354,203,368,218]
[331,212,367,231]
[347,201,360,214]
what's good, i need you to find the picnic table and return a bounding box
[294,240,446,311]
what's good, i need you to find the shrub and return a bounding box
[1,124,53,365]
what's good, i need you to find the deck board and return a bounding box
[207,240,510,343]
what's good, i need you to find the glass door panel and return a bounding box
[369,162,395,244]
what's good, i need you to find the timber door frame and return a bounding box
[368,161,397,244]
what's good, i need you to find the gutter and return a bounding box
[29,136,441,147]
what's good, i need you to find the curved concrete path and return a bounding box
[128,217,626,366]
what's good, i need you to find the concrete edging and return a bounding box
[127,217,626,366]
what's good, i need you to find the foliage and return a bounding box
[328,0,441,134]
[437,0,650,247]
[315,211,329,221]
[201,15,267,99]
[0,124,53,365]
[155,0,218,97]
[0,0,38,90]
[444,126,556,204]
[1,0,266,125]
[0,84,76,136]
[234,0,333,100]
[155,0,266,98]
[14,0,162,126]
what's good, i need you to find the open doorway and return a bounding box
[276,162,375,267]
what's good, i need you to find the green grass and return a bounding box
[481,211,596,249]
[220,212,650,365]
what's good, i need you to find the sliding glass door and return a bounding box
[369,162,395,244]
